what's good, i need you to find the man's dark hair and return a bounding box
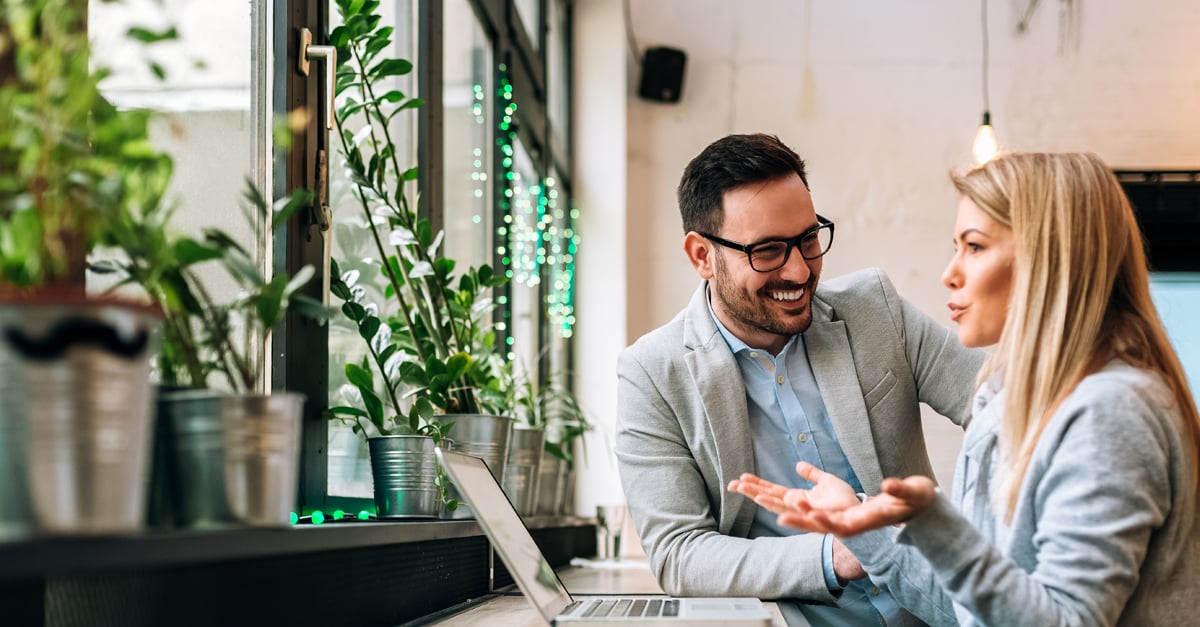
[677,133,809,235]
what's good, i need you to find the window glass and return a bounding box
[543,169,576,383]
[546,0,570,160]
[1150,273,1200,402]
[503,136,543,373]
[88,0,267,389]
[442,0,493,271]
[326,0,418,498]
[514,0,541,53]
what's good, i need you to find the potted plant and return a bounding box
[0,0,169,535]
[531,378,591,517]
[323,0,512,518]
[97,177,328,528]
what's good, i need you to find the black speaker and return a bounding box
[638,46,687,103]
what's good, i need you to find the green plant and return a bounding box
[325,0,507,423]
[96,180,329,393]
[0,0,173,288]
[503,363,591,467]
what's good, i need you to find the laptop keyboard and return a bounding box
[574,598,679,618]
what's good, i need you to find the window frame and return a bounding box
[282,0,576,514]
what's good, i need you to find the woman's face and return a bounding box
[941,196,1015,348]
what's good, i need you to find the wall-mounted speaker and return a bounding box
[638,46,687,104]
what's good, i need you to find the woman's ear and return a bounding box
[684,231,716,280]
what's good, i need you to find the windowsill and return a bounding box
[0,515,595,581]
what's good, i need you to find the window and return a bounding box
[324,0,419,499]
[442,0,494,271]
[88,0,272,388]
[1151,273,1200,402]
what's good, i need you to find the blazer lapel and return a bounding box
[804,299,885,492]
[682,283,757,535]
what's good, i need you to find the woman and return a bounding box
[729,152,1200,626]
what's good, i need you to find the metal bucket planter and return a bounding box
[501,428,544,516]
[440,413,513,519]
[157,390,228,527]
[223,392,305,526]
[155,391,304,528]
[535,450,566,516]
[0,299,158,536]
[368,435,439,518]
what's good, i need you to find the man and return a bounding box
[615,133,984,626]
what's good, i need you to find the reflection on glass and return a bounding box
[326,0,418,498]
[443,0,493,271]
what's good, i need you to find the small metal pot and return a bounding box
[368,434,439,518]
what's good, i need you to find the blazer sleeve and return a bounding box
[615,347,837,603]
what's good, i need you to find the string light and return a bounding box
[493,65,580,346]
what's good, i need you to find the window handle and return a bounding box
[298,28,336,129]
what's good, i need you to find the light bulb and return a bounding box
[972,111,999,164]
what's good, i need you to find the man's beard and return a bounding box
[710,255,816,339]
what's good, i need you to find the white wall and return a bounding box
[575,0,1200,512]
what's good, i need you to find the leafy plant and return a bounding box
[325,0,508,421]
[501,361,591,467]
[96,180,329,393]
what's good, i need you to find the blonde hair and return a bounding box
[952,152,1200,520]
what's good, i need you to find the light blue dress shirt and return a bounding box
[708,300,905,627]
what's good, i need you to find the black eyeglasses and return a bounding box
[698,215,835,273]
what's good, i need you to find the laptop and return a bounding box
[435,447,772,625]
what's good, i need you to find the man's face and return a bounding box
[689,174,823,353]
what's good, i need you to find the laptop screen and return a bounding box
[436,448,574,622]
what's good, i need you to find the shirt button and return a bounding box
[776,375,784,384]
[797,433,808,443]
[750,351,758,358]
[871,586,880,595]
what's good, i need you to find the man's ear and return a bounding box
[683,231,716,280]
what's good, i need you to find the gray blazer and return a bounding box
[615,268,985,604]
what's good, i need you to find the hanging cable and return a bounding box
[972,0,999,164]
[622,0,642,65]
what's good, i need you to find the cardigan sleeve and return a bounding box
[890,387,1174,627]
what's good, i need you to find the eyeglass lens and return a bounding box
[748,226,833,271]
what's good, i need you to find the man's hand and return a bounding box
[832,538,866,584]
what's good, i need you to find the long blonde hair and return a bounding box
[952,152,1200,519]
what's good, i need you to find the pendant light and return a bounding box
[973,0,999,164]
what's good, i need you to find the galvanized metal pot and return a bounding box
[440,414,513,520]
[368,434,439,518]
[156,390,304,528]
[0,299,158,536]
[222,392,305,527]
[501,427,544,516]
[157,390,229,527]
[535,449,566,516]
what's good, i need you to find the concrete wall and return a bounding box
[574,0,1200,526]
